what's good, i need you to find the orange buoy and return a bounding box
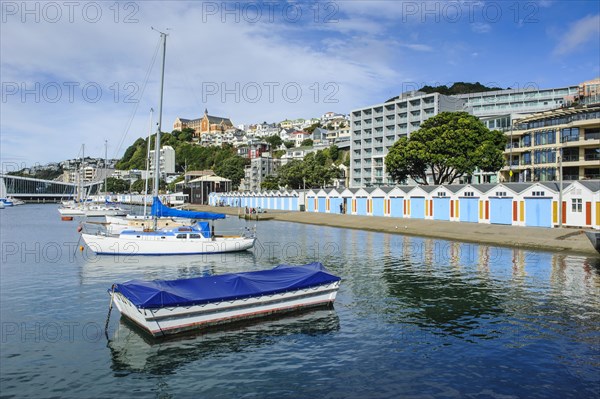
[61,216,73,221]
[79,246,84,251]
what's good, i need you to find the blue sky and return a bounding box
[1,0,599,169]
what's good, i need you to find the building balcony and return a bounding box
[562,155,579,162]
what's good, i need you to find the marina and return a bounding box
[1,204,599,398]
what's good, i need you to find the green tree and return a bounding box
[105,177,129,193]
[283,141,294,149]
[131,178,166,193]
[301,138,314,147]
[305,122,321,133]
[277,160,306,189]
[385,112,506,185]
[116,137,146,169]
[273,149,286,159]
[167,175,185,192]
[214,156,248,189]
[264,135,283,149]
[328,144,340,163]
[261,175,280,190]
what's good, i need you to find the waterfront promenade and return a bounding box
[189,205,599,256]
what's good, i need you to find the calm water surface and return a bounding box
[1,205,599,398]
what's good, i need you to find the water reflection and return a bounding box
[351,234,600,343]
[79,250,260,285]
[107,307,340,375]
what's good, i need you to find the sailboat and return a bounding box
[81,31,256,255]
[103,109,188,233]
[58,144,127,217]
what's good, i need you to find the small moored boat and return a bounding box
[108,262,341,337]
[585,230,600,254]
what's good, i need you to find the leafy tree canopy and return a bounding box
[385,112,506,185]
[105,177,129,193]
[214,156,249,189]
[131,178,166,193]
[261,175,280,190]
[264,135,283,149]
[276,149,342,189]
[305,122,321,133]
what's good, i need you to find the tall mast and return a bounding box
[153,29,167,230]
[143,108,154,217]
[104,139,108,198]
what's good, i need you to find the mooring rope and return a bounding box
[104,285,115,339]
[149,309,166,338]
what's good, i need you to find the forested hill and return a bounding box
[385,82,505,103]
[115,128,248,187]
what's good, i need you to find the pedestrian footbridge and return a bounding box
[0,174,102,202]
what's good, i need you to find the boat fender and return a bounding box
[77,225,83,233]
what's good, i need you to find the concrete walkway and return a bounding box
[190,205,599,256]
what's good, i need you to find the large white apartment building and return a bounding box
[149,145,176,178]
[350,84,589,187]
[350,91,465,187]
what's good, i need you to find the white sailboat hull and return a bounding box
[112,281,340,337]
[58,207,86,216]
[81,233,256,255]
[83,208,128,217]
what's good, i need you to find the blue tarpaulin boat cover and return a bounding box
[151,197,226,220]
[113,262,340,309]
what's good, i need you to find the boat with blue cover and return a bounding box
[108,262,341,337]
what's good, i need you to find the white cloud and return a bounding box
[400,43,434,52]
[553,14,600,56]
[471,22,491,34]
[0,2,404,165]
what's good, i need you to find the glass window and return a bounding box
[571,198,582,213]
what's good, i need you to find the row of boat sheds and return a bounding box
[209,180,600,230]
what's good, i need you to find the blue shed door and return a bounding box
[306,197,315,212]
[390,198,404,218]
[411,197,425,219]
[459,198,479,223]
[330,198,343,214]
[525,198,552,227]
[433,197,450,221]
[318,197,327,213]
[490,198,513,225]
[372,198,385,216]
[356,198,368,215]
[291,198,298,211]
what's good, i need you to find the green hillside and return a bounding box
[116,128,249,188]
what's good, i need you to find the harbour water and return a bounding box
[1,205,599,398]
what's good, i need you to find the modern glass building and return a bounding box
[0,174,102,201]
[500,103,600,182]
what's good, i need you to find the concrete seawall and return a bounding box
[189,205,599,256]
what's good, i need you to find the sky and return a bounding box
[1,0,599,170]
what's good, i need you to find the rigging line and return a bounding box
[112,36,162,160]
[172,43,204,114]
